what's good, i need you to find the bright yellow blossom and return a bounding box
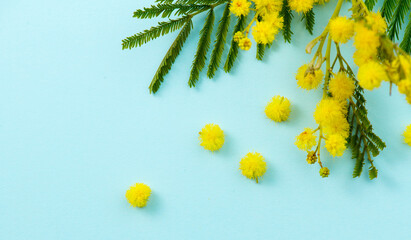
[295,128,317,151]
[398,79,411,95]
[353,49,375,66]
[125,183,151,208]
[329,16,355,43]
[322,115,350,138]
[252,21,277,44]
[315,0,330,4]
[238,37,252,50]
[365,12,387,34]
[265,95,291,122]
[329,72,355,100]
[357,61,387,90]
[296,64,324,90]
[230,0,251,17]
[325,134,346,157]
[199,124,225,151]
[404,124,411,146]
[288,0,314,13]
[239,152,267,183]
[319,167,330,178]
[313,98,346,127]
[254,0,283,16]
[354,24,380,56]
[398,55,411,78]
[233,31,244,42]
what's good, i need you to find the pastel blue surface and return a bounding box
[1,1,411,239]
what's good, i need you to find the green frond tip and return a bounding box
[122,16,190,50]
[302,9,315,35]
[280,0,293,43]
[149,19,193,94]
[224,15,246,73]
[207,3,231,78]
[188,9,215,87]
[381,0,399,22]
[387,0,411,41]
[352,147,365,178]
[369,166,378,180]
[400,17,411,53]
[133,4,211,19]
[364,0,377,10]
[256,43,266,60]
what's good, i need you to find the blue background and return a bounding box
[1,0,411,239]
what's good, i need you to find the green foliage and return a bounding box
[122,16,190,49]
[149,19,193,93]
[302,9,315,35]
[133,4,211,19]
[387,0,411,41]
[381,0,399,22]
[256,44,266,60]
[364,0,377,10]
[188,9,215,87]
[280,0,293,43]
[224,16,246,73]
[400,18,411,53]
[207,3,231,78]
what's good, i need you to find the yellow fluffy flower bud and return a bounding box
[295,128,317,151]
[264,95,291,122]
[306,151,317,164]
[199,124,225,151]
[239,152,267,183]
[357,61,387,90]
[319,167,330,178]
[354,24,380,56]
[254,0,283,17]
[329,72,355,100]
[288,0,314,13]
[230,0,251,17]
[252,21,276,44]
[313,98,346,127]
[365,12,387,34]
[233,31,244,42]
[404,124,411,146]
[296,64,324,90]
[125,183,152,208]
[329,16,355,43]
[325,134,347,157]
[238,37,252,50]
[398,79,411,95]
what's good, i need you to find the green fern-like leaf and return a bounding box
[133,4,211,19]
[122,16,190,49]
[224,16,246,73]
[369,166,378,180]
[381,0,399,22]
[302,9,315,35]
[400,16,411,53]
[149,19,193,93]
[188,9,215,87]
[280,0,293,43]
[387,0,411,41]
[353,146,365,178]
[364,0,377,10]
[256,43,266,60]
[207,3,231,78]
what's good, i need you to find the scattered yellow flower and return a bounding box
[329,72,355,100]
[239,152,267,183]
[357,61,387,90]
[329,16,355,43]
[265,95,291,122]
[288,0,314,13]
[325,134,346,157]
[295,128,317,151]
[199,124,225,151]
[296,64,324,90]
[125,183,151,208]
[230,0,251,17]
[404,124,411,146]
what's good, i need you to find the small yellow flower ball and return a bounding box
[325,134,347,157]
[404,124,411,146]
[288,0,314,13]
[238,37,252,50]
[254,0,283,16]
[199,123,225,151]
[354,24,380,56]
[296,64,324,90]
[233,31,244,42]
[329,72,355,100]
[230,0,251,17]
[252,21,276,44]
[313,98,346,127]
[239,152,267,183]
[353,49,375,67]
[265,95,291,122]
[306,151,317,164]
[365,12,387,34]
[295,128,317,151]
[398,79,411,95]
[125,183,151,208]
[319,167,330,178]
[329,16,355,43]
[322,115,350,138]
[357,61,387,90]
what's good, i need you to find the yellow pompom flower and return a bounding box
[125,183,151,208]
[296,64,324,90]
[354,24,380,55]
[329,16,355,43]
[329,72,355,100]
[295,128,317,151]
[315,0,330,4]
[239,152,267,183]
[252,21,276,44]
[357,61,387,90]
[353,49,375,66]
[325,134,347,157]
[264,95,291,122]
[365,12,387,34]
[288,0,314,13]
[404,124,411,146]
[199,124,225,151]
[254,0,283,16]
[398,55,411,78]
[238,37,252,50]
[398,79,411,95]
[233,31,244,42]
[313,98,346,127]
[322,115,350,138]
[230,0,251,17]
[264,12,284,32]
